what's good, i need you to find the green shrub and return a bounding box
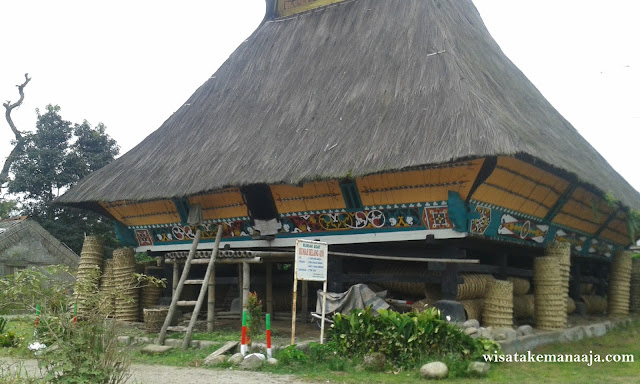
[0,265,131,383]
[0,332,18,348]
[329,306,501,369]
[277,345,309,365]
[0,317,7,333]
[247,292,263,342]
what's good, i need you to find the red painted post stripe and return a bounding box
[241,326,247,345]
[266,329,272,348]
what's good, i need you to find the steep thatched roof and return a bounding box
[57,0,640,210]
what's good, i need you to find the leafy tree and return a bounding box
[8,105,120,254]
[0,199,18,220]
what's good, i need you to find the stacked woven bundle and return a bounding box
[75,236,104,316]
[482,280,513,327]
[460,299,484,321]
[457,274,495,300]
[545,241,571,315]
[581,295,607,314]
[534,256,565,330]
[139,266,164,319]
[99,258,116,317]
[113,248,139,322]
[567,297,576,314]
[608,250,632,317]
[631,258,640,313]
[513,294,535,319]
[143,307,169,333]
[507,277,531,296]
[372,265,435,296]
[580,283,595,295]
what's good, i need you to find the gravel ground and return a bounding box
[1,358,318,384]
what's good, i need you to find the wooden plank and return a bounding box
[340,274,456,284]
[328,251,478,264]
[184,279,205,285]
[204,341,239,361]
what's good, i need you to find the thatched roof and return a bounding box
[57,0,640,210]
[0,216,79,268]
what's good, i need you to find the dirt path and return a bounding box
[0,358,318,384]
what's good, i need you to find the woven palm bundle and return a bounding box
[457,274,495,300]
[482,280,513,327]
[411,297,437,313]
[534,256,566,330]
[113,248,139,322]
[75,236,105,316]
[99,259,116,317]
[567,297,576,314]
[460,299,483,321]
[631,258,640,313]
[581,295,607,314]
[513,294,535,319]
[139,266,165,319]
[143,307,169,333]
[371,264,435,296]
[507,277,531,296]
[545,241,571,314]
[608,250,632,317]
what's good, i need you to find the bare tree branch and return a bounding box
[1,73,31,187]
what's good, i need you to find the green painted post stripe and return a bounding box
[242,310,247,327]
[36,304,40,315]
[74,303,77,315]
[266,313,271,330]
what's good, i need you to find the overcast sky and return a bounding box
[1,1,639,194]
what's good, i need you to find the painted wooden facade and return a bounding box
[110,156,631,258]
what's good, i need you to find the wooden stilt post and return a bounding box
[172,261,179,296]
[207,264,216,333]
[242,262,250,309]
[301,281,308,322]
[266,262,273,316]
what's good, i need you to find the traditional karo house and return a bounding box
[57,0,640,316]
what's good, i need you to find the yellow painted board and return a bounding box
[600,228,630,246]
[561,200,598,224]
[497,156,569,192]
[553,213,599,234]
[528,185,557,207]
[100,200,181,226]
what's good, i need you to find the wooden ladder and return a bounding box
[157,225,222,349]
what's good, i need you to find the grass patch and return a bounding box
[486,320,640,384]
[0,317,37,359]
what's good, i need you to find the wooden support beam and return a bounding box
[441,264,459,300]
[328,251,479,263]
[165,257,263,265]
[339,274,460,284]
[328,255,343,293]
